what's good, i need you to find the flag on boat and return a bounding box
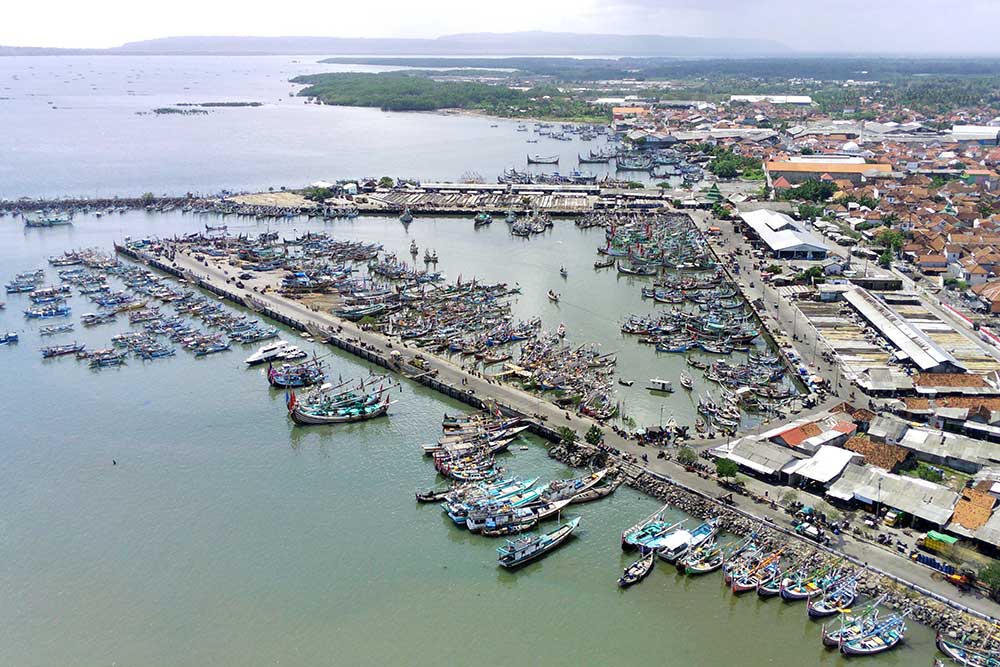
[285,390,297,412]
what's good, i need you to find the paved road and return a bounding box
[165,244,1000,619]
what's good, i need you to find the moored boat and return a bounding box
[618,549,656,588]
[497,516,580,569]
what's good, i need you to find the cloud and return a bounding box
[1,0,996,53]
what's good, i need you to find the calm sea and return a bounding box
[0,55,626,199]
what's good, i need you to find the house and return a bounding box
[765,160,893,185]
[972,279,1000,313]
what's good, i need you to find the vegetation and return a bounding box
[585,425,604,446]
[377,176,395,189]
[876,228,906,252]
[303,186,335,202]
[292,72,609,122]
[781,490,799,506]
[695,146,761,180]
[677,447,698,466]
[879,250,893,268]
[797,203,825,221]
[715,458,739,479]
[151,107,208,115]
[779,180,838,203]
[177,101,263,108]
[558,426,578,446]
[979,561,1000,591]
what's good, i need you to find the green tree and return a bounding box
[357,315,378,329]
[715,458,739,479]
[979,561,1000,591]
[876,228,905,252]
[377,176,395,189]
[140,192,156,204]
[677,446,698,466]
[878,250,893,268]
[712,162,739,179]
[584,424,603,446]
[781,490,799,506]
[798,203,824,221]
[558,426,577,446]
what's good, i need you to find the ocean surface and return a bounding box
[0,55,626,199]
[0,212,935,665]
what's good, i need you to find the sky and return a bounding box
[4,0,999,54]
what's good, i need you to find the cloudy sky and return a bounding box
[4,0,998,53]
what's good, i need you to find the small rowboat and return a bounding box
[618,549,655,588]
[547,290,560,303]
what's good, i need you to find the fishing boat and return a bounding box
[474,212,493,226]
[679,370,694,390]
[547,290,560,303]
[594,257,615,269]
[0,332,18,345]
[286,383,393,426]
[23,211,73,227]
[780,560,843,601]
[569,476,623,504]
[40,323,74,336]
[41,342,85,358]
[505,208,517,223]
[935,632,1000,666]
[822,606,881,648]
[409,240,418,255]
[497,516,580,569]
[617,261,658,277]
[654,518,718,563]
[647,378,674,393]
[541,469,609,503]
[618,549,656,588]
[526,154,560,165]
[556,323,566,338]
[808,574,861,618]
[559,266,568,277]
[400,208,413,224]
[683,542,726,575]
[840,612,909,656]
[415,486,452,503]
[24,304,71,318]
[621,505,676,551]
[618,378,634,386]
[267,360,325,388]
[205,223,227,232]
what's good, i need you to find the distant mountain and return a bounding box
[1,32,789,57]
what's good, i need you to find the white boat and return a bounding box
[655,519,718,563]
[244,340,291,366]
[648,378,674,393]
[547,290,560,303]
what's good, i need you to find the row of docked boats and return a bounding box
[616,503,913,657]
[417,410,624,568]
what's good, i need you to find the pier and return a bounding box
[116,240,1000,621]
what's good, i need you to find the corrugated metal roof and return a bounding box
[843,287,962,372]
[826,464,959,525]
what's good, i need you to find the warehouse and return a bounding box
[739,209,829,260]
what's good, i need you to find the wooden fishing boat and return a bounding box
[618,549,656,588]
[399,208,413,224]
[569,476,622,504]
[780,561,843,601]
[497,516,580,569]
[808,575,860,618]
[679,370,694,390]
[287,388,391,426]
[822,609,880,648]
[936,632,1000,666]
[621,505,676,551]
[840,613,908,656]
[594,256,616,269]
[547,290,560,303]
[0,332,19,345]
[474,212,493,226]
[526,154,559,165]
